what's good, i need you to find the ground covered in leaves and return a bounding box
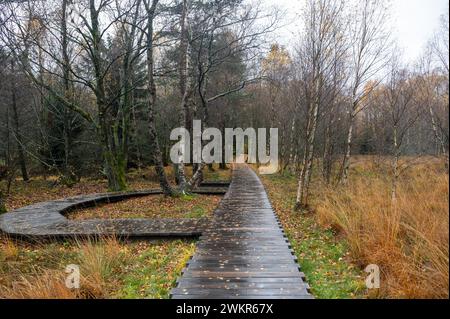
[2,165,230,211]
[68,194,222,220]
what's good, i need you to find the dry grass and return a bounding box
[0,270,79,299]
[0,236,124,299]
[0,236,195,299]
[75,237,126,297]
[315,157,449,298]
[0,236,19,262]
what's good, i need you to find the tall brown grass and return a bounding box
[0,236,19,262]
[0,236,124,299]
[76,236,125,297]
[316,158,449,298]
[0,270,79,299]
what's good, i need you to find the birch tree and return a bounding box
[382,54,418,201]
[187,0,279,187]
[417,48,449,172]
[430,9,449,171]
[9,59,29,182]
[176,0,190,193]
[295,0,345,210]
[339,0,390,183]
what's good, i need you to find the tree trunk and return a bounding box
[97,128,128,194]
[101,144,127,192]
[61,0,76,184]
[296,149,308,209]
[295,89,319,210]
[4,98,15,194]
[429,104,449,173]
[90,0,127,191]
[190,163,206,188]
[322,123,333,185]
[391,125,399,202]
[286,116,297,171]
[145,0,173,196]
[340,110,355,184]
[11,61,29,182]
[219,122,227,169]
[131,106,143,171]
[0,189,6,213]
[176,0,190,193]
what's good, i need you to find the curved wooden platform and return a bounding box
[0,186,227,240]
[171,165,313,299]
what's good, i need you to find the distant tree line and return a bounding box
[0,0,277,198]
[0,0,448,212]
[242,0,449,209]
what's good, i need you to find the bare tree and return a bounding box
[295,0,345,209]
[9,59,29,182]
[186,0,278,188]
[143,0,173,195]
[430,8,449,171]
[339,0,391,183]
[176,0,190,193]
[431,8,449,75]
[383,53,419,201]
[417,48,449,172]
[320,26,348,185]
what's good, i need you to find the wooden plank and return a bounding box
[191,257,298,263]
[175,277,307,284]
[186,262,299,269]
[171,294,314,299]
[175,282,309,289]
[180,271,305,278]
[171,288,309,296]
[184,265,301,272]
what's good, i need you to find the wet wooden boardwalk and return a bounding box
[0,187,227,240]
[171,164,313,299]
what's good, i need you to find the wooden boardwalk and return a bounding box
[0,187,227,240]
[171,164,313,299]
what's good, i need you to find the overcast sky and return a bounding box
[264,0,449,63]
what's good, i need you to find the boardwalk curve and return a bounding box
[0,187,227,239]
[171,164,313,299]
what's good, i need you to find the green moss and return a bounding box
[180,193,196,201]
[116,240,195,299]
[287,220,365,298]
[185,206,206,218]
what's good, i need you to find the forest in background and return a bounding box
[0,0,448,299]
[0,0,448,208]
